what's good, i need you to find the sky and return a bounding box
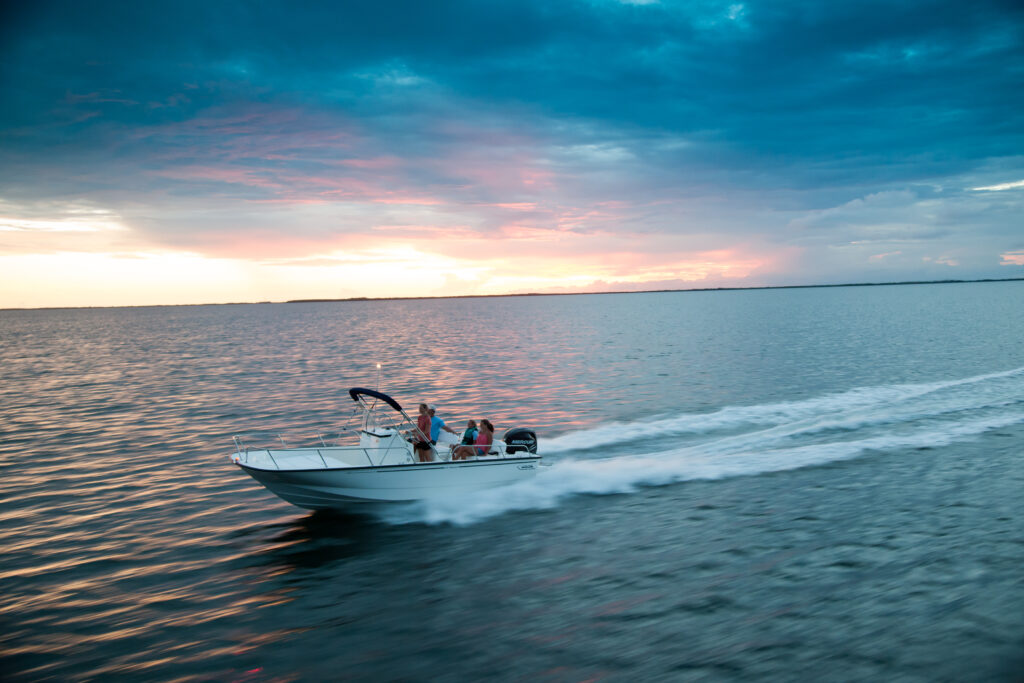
[1,0,1023,308]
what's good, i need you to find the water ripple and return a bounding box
[2,286,1023,679]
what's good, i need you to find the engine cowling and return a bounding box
[503,427,537,455]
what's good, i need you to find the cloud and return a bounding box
[1001,251,1024,266]
[972,179,1024,192]
[0,0,1022,304]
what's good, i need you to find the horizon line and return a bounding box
[4,276,1023,312]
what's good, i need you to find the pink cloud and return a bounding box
[1000,250,1024,266]
[132,104,357,163]
[521,169,556,188]
[155,165,285,189]
[498,225,564,240]
[370,224,478,239]
[132,104,581,218]
[151,160,453,207]
[174,229,380,260]
[869,250,902,261]
[371,195,446,206]
[336,157,402,170]
[489,202,539,210]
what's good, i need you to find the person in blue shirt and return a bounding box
[428,405,459,445]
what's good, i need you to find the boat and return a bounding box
[230,387,541,509]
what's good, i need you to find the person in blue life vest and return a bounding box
[460,420,478,446]
[449,419,478,456]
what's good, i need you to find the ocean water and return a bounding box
[1,281,1022,681]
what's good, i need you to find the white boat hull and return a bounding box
[237,457,541,509]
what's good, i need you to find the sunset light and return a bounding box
[1,1,1021,308]
[2,3,1023,681]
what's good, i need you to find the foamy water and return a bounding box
[397,366,1024,525]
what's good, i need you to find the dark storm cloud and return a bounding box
[4,0,1021,185]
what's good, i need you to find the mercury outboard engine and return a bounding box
[503,428,538,455]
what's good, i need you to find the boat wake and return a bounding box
[382,367,1024,525]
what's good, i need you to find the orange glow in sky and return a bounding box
[2,2,1023,308]
[0,203,779,308]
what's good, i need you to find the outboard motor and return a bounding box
[503,428,538,455]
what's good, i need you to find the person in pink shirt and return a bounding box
[412,403,433,462]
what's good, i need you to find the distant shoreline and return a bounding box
[285,277,1024,304]
[5,277,1023,311]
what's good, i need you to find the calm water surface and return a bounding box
[1,282,1023,681]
